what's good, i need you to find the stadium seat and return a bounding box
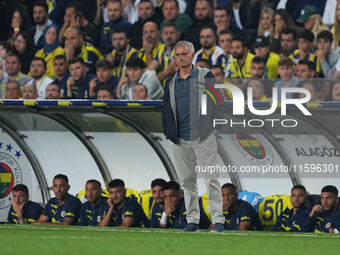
[76,188,109,203]
[139,189,155,219]
[258,194,293,230]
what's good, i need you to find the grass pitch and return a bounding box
[1,225,339,255]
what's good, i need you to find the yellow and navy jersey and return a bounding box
[150,202,163,228]
[6,201,43,224]
[289,49,321,72]
[109,196,148,227]
[166,198,210,229]
[258,194,293,230]
[228,52,254,78]
[264,52,281,79]
[78,43,104,74]
[78,197,109,226]
[111,45,138,77]
[313,208,340,233]
[271,207,313,232]
[193,45,227,70]
[35,46,65,79]
[223,199,263,230]
[154,45,175,72]
[138,42,164,64]
[42,194,82,224]
[68,73,96,99]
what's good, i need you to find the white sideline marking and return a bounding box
[0,225,339,239]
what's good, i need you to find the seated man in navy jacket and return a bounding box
[159,181,210,230]
[78,179,109,226]
[272,185,313,232]
[310,185,340,233]
[34,174,82,225]
[7,184,43,224]
[222,183,262,231]
[99,179,148,228]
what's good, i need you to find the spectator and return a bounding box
[5,80,22,99]
[253,36,280,78]
[271,9,296,55]
[246,78,268,101]
[117,57,163,99]
[277,28,297,57]
[93,0,109,27]
[160,0,192,34]
[0,53,31,98]
[6,184,43,224]
[53,55,70,98]
[274,57,299,99]
[99,179,149,227]
[192,26,227,70]
[212,5,242,39]
[295,60,316,82]
[210,65,225,84]
[129,0,163,50]
[150,178,167,228]
[89,59,119,98]
[183,0,213,50]
[228,35,254,78]
[290,29,319,74]
[250,57,274,98]
[257,8,274,40]
[227,0,261,30]
[159,181,210,230]
[296,5,329,46]
[64,27,103,74]
[195,59,210,68]
[96,86,115,99]
[138,21,164,66]
[0,41,15,84]
[148,21,180,81]
[315,79,332,101]
[27,1,53,50]
[332,81,340,101]
[272,185,312,232]
[8,7,31,42]
[316,30,340,79]
[100,0,132,54]
[48,0,69,26]
[218,29,233,61]
[66,57,96,99]
[35,24,65,79]
[310,185,340,233]
[22,84,38,99]
[332,2,340,51]
[59,3,101,48]
[221,183,262,231]
[13,32,35,74]
[34,174,82,225]
[132,83,148,100]
[299,80,317,101]
[26,57,53,99]
[107,29,138,78]
[45,83,62,99]
[78,179,109,226]
[323,0,337,27]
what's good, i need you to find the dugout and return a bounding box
[0,100,339,222]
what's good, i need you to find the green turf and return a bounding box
[1,225,340,255]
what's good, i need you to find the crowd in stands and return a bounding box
[6,174,340,233]
[0,0,339,101]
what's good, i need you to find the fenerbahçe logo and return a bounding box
[232,134,273,165]
[0,139,23,209]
